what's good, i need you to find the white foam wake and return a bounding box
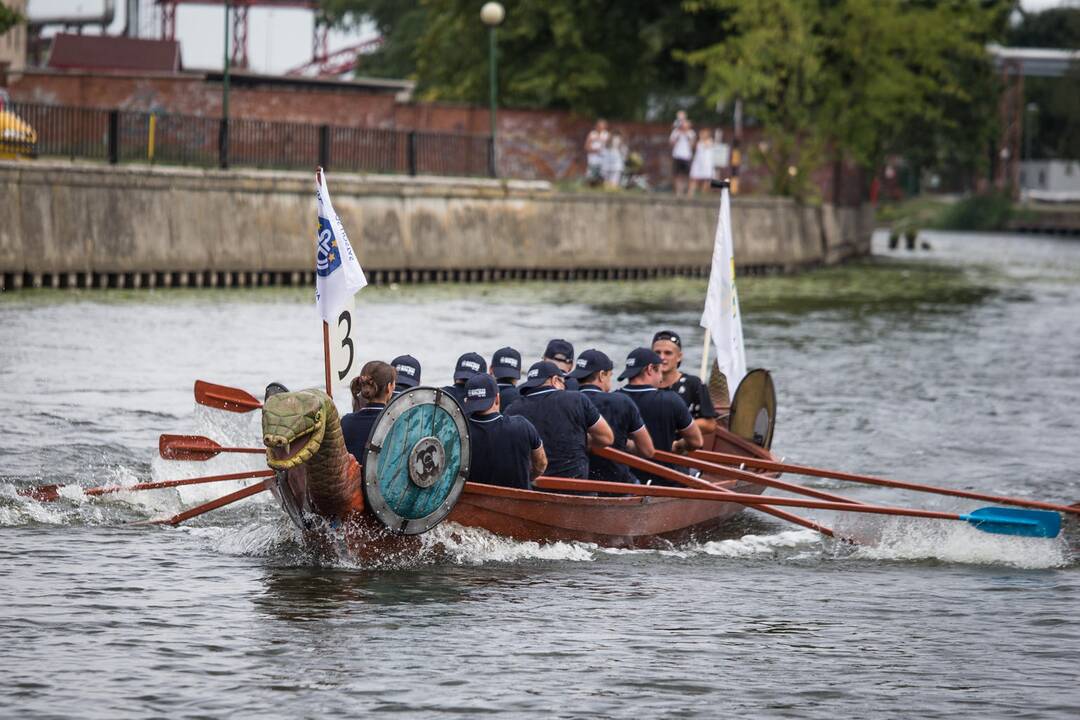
[423,522,599,564]
[845,517,1072,569]
[695,528,824,558]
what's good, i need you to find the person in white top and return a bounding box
[689,128,715,197]
[584,119,609,186]
[669,118,696,196]
[603,130,627,189]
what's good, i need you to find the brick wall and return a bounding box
[7,69,866,198]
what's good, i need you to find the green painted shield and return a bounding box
[363,387,471,535]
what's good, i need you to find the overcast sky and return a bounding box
[29,0,1080,76]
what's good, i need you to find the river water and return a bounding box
[1,231,1078,718]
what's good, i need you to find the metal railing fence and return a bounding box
[3,101,496,178]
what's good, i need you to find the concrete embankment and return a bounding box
[0,161,873,290]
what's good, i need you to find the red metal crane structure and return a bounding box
[154,0,356,72]
[285,36,382,77]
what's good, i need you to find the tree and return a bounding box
[321,0,427,81]
[683,0,1008,197]
[0,5,25,36]
[1007,7,1080,48]
[323,0,729,120]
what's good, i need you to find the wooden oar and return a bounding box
[160,434,265,461]
[532,477,1062,539]
[650,449,867,506]
[592,447,840,538]
[194,380,262,413]
[691,449,1080,517]
[141,480,271,526]
[21,470,275,503]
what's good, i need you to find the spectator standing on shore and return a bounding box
[603,130,627,189]
[670,118,696,196]
[584,119,609,186]
[689,129,715,197]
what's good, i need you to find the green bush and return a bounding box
[934,192,1013,231]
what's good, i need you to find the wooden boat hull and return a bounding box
[448,477,764,548]
[446,427,777,548]
[269,425,777,554]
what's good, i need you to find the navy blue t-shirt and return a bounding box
[579,385,645,483]
[504,387,601,480]
[617,386,693,485]
[562,376,580,392]
[661,373,718,419]
[440,383,468,408]
[497,382,521,411]
[340,402,386,467]
[467,412,543,489]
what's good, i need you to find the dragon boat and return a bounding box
[260,368,779,557]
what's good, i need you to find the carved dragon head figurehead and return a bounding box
[261,389,361,520]
[262,389,330,471]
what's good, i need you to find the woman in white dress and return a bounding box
[688,129,715,197]
[603,130,627,189]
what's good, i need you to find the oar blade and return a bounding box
[19,484,60,502]
[962,507,1061,539]
[159,434,222,461]
[194,380,262,413]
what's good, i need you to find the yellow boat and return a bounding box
[0,102,37,160]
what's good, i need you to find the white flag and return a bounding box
[700,186,746,402]
[314,168,367,322]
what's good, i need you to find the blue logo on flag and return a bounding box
[316,217,341,277]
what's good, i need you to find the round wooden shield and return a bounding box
[728,369,777,450]
[362,387,471,535]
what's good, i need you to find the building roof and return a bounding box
[203,69,414,99]
[987,44,1080,78]
[47,33,182,73]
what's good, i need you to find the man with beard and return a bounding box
[617,347,703,485]
[569,348,655,484]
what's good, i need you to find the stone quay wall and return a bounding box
[0,161,873,290]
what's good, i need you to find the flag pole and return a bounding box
[700,329,711,379]
[322,320,333,397]
[316,165,333,399]
[314,166,367,400]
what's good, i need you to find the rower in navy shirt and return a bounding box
[490,346,523,410]
[652,330,719,436]
[569,349,656,484]
[543,338,580,392]
[504,361,614,481]
[441,352,486,407]
[464,373,547,489]
[340,360,397,467]
[391,354,422,397]
[616,347,703,485]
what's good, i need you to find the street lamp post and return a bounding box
[220,0,231,169]
[1024,102,1038,162]
[480,2,504,177]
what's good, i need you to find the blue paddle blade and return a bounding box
[960,507,1061,538]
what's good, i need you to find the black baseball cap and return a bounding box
[652,330,682,348]
[463,373,499,414]
[618,347,662,381]
[392,354,422,388]
[544,339,574,364]
[491,346,522,380]
[568,349,613,380]
[453,352,487,381]
[521,361,564,390]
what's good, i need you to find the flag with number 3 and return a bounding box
[314,168,367,322]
